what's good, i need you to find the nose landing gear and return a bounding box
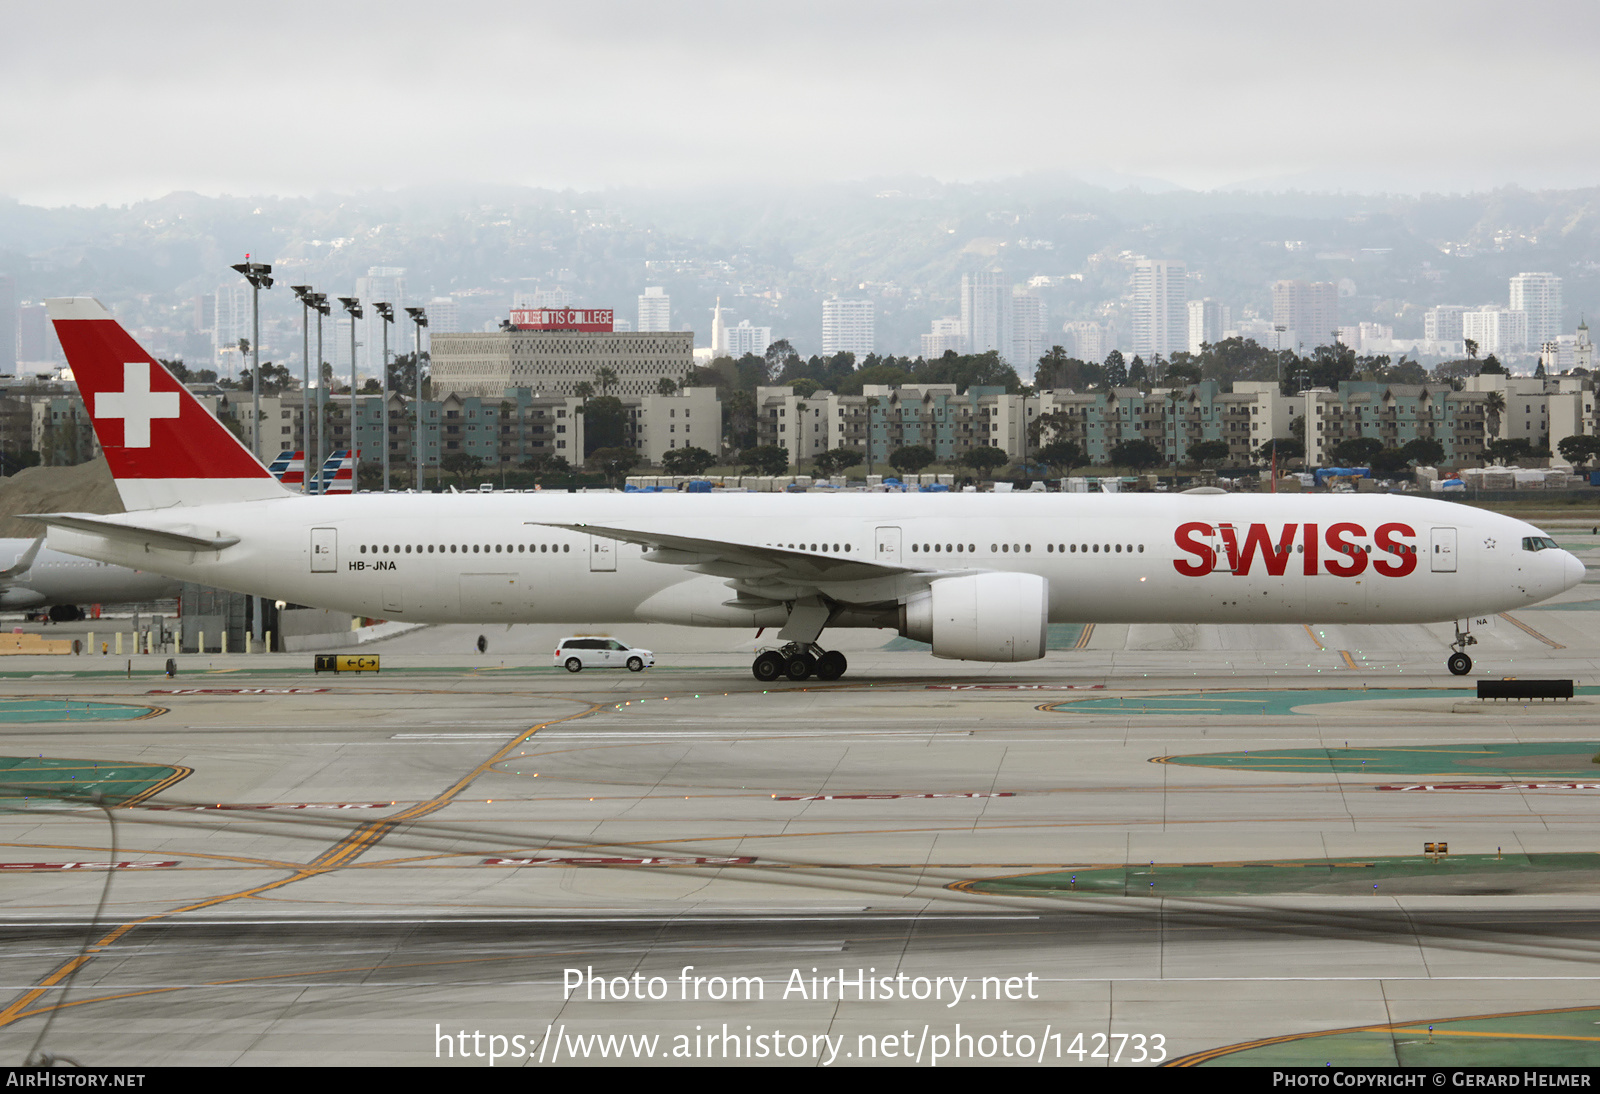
[1447,621,1477,676]
[751,642,849,682]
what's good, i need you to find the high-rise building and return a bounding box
[637,287,671,332]
[1510,272,1563,351]
[921,317,966,359]
[1061,321,1107,364]
[16,302,56,366]
[1462,306,1528,357]
[425,297,460,335]
[710,298,729,356]
[1132,260,1188,359]
[1271,280,1338,352]
[1424,305,1468,342]
[356,266,406,377]
[724,319,772,358]
[822,298,875,357]
[961,272,1011,359]
[0,276,15,376]
[1010,291,1047,378]
[1187,298,1231,353]
[213,282,252,376]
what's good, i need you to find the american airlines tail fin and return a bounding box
[46,298,291,511]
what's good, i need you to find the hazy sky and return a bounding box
[5,0,1599,206]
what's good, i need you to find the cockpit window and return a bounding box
[1522,536,1560,552]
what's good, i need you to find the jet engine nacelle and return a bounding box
[899,572,1048,662]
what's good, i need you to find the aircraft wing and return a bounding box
[0,536,43,582]
[20,513,240,553]
[529,520,951,604]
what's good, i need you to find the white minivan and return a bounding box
[554,637,654,672]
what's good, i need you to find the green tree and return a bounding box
[1485,437,1534,465]
[961,445,1010,478]
[1255,437,1304,463]
[1370,448,1412,479]
[1186,439,1231,466]
[1398,437,1446,466]
[441,451,484,485]
[593,366,620,395]
[656,376,679,396]
[588,446,641,486]
[1478,354,1507,376]
[740,445,789,476]
[1103,350,1127,388]
[889,445,935,476]
[580,395,627,455]
[1108,438,1163,469]
[1329,436,1384,465]
[1037,440,1084,473]
[1558,434,1600,469]
[812,447,864,476]
[521,452,570,482]
[389,351,430,398]
[661,446,717,476]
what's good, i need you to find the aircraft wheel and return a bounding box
[565,658,583,673]
[1447,652,1472,676]
[784,654,815,681]
[626,656,645,672]
[48,605,82,623]
[815,651,847,680]
[752,651,785,682]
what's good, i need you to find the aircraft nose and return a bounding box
[1565,551,1586,592]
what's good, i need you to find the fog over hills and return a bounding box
[4,178,1600,364]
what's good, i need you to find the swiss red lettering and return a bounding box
[1172,521,1214,576]
[1303,522,1318,576]
[1373,522,1418,577]
[1225,523,1298,577]
[1324,522,1368,576]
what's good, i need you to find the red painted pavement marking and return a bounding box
[484,856,755,866]
[774,792,1016,801]
[1376,783,1600,792]
[925,684,1103,691]
[147,688,328,695]
[0,861,178,871]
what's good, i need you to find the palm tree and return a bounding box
[593,367,619,396]
[1484,391,1505,441]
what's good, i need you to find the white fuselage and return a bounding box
[39,493,1584,630]
[0,540,181,610]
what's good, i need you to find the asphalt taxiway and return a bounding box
[0,522,1598,1066]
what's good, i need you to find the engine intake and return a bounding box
[900,572,1048,662]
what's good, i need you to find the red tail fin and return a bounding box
[47,298,289,510]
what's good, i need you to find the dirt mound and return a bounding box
[0,460,121,538]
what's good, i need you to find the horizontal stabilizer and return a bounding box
[21,513,240,552]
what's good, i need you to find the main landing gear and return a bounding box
[752,642,849,682]
[1447,620,1477,676]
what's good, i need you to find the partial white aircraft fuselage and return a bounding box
[33,294,1588,680]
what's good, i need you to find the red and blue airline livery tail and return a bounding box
[267,450,306,486]
[310,450,355,495]
[46,298,290,511]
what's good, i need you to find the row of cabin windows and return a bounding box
[359,543,572,555]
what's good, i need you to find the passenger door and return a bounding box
[1430,527,1457,573]
[310,528,337,573]
[875,526,901,564]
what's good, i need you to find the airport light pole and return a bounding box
[405,306,428,491]
[373,302,394,492]
[309,293,330,493]
[290,286,316,494]
[338,297,363,490]
[230,259,273,461]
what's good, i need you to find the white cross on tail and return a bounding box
[96,362,180,448]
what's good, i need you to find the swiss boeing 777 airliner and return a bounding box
[27,297,1585,680]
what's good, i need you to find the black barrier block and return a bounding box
[1477,679,1574,700]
